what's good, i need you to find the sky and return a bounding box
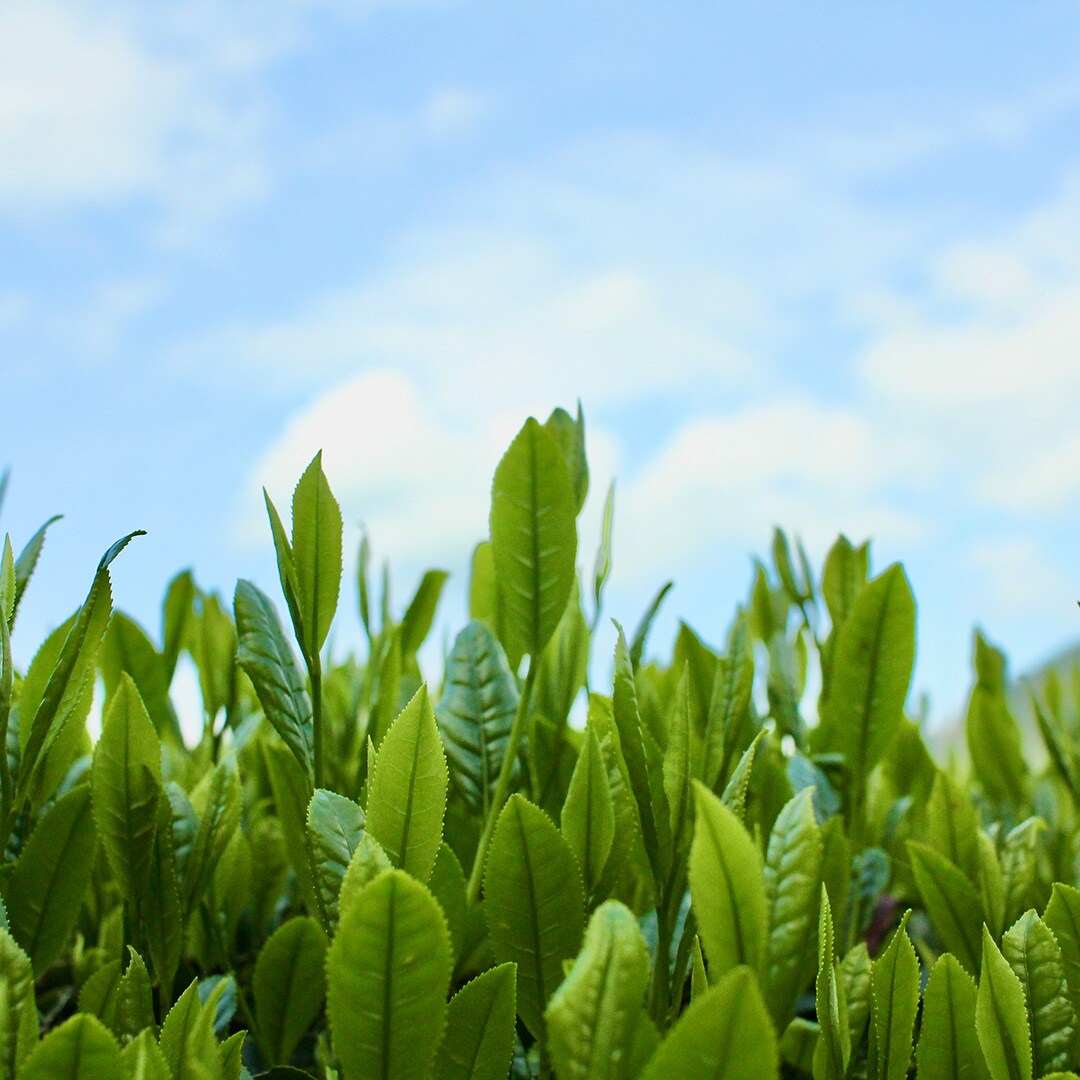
[3,0,1080,735]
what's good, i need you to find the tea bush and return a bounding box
[0,406,1078,1079]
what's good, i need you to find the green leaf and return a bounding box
[254,916,328,1067]
[664,668,697,858]
[976,927,1033,1080]
[1001,818,1046,926]
[484,794,585,1039]
[4,786,97,976]
[305,789,365,934]
[326,869,452,1080]
[489,416,578,660]
[868,912,919,1080]
[907,840,983,976]
[434,963,517,1080]
[338,833,393,922]
[91,674,162,899]
[143,797,183,994]
[966,633,1027,808]
[592,479,615,622]
[764,788,822,1026]
[534,587,590,726]
[17,532,142,801]
[689,780,766,981]
[925,770,981,880]
[101,612,181,745]
[469,541,518,672]
[264,490,305,657]
[638,966,777,1080]
[183,761,241,915]
[436,621,519,819]
[628,581,673,669]
[114,948,155,1040]
[162,569,196,684]
[0,928,32,1078]
[1001,910,1076,1076]
[12,515,62,626]
[544,403,588,515]
[160,978,224,1080]
[612,626,666,884]
[120,1029,172,1080]
[841,944,872,1051]
[813,887,849,1080]
[1045,884,1080,1040]
[917,953,989,1080]
[545,900,650,1080]
[366,685,448,883]
[428,842,469,961]
[290,451,343,659]
[561,724,615,898]
[701,615,754,791]
[21,1014,121,1080]
[400,570,449,657]
[235,579,313,781]
[812,564,915,808]
[189,588,236,724]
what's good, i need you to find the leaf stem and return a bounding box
[466,659,537,905]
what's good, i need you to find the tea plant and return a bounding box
[0,407,1079,1079]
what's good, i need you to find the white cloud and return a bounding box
[182,227,753,410]
[616,400,929,577]
[0,0,266,221]
[854,172,1080,513]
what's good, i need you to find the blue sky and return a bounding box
[3,1,1080,732]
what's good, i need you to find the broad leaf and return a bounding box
[484,794,585,1039]
[689,780,766,980]
[545,900,650,1080]
[435,963,517,1080]
[326,869,451,1080]
[812,564,914,813]
[868,913,919,1080]
[489,416,577,660]
[638,966,777,1080]
[290,450,342,659]
[254,916,328,1066]
[20,1014,120,1080]
[1001,910,1075,1077]
[436,621,519,818]
[366,685,448,883]
[976,927,1033,1080]
[764,788,822,1026]
[561,723,615,898]
[235,579,314,780]
[4,786,97,976]
[917,953,988,1080]
[306,789,365,934]
[907,840,982,976]
[91,674,162,899]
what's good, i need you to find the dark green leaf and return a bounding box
[235,579,313,781]
[436,621,519,819]
[254,917,328,1066]
[4,786,97,976]
[305,789,365,934]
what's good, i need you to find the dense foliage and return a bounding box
[0,407,1078,1079]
